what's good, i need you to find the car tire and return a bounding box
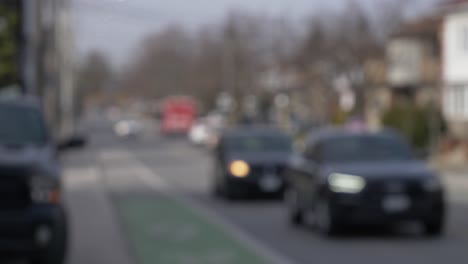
[285,188,303,226]
[423,217,444,237]
[31,210,68,264]
[315,199,341,236]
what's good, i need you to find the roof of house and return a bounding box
[439,0,468,13]
[391,16,441,39]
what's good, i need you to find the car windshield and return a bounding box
[0,104,48,146]
[226,134,292,153]
[322,135,413,162]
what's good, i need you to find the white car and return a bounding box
[189,121,219,147]
[189,122,210,145]
[114,120,143,138]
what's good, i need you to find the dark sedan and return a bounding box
[212,127,292,199]
[285,128,445,237]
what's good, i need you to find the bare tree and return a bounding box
[119,1,414,121]
[76,51,113,104]
[295,0,408,120]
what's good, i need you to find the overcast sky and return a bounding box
[72,0,437,66]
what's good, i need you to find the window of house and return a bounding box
[444,86,468,120]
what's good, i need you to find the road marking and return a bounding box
[64,167,100,190]
[106,149,298,264]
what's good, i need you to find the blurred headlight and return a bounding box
[30,177,60,204]
[328,173,366,193]
[115,122,131,136]
[229,160,250,178]
[423,177,442,192]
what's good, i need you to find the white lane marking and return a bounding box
[104,149,298,264]
[64,167,100,190]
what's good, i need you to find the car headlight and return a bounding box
[328,173,366,194]
[229,160,250,178]
[115,122,131,136]
[423,177,442,192]
[29,177,61,204]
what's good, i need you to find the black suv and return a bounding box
[0,98,70,263]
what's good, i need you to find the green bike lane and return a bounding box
[116,195,270,264]
[99,149,275,264]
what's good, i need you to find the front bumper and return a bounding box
[328,191,445,225]
[224,174,285,195]
[0,204,67,256]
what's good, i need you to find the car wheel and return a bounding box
[315,199,341,236]
[31,211,68,264]
[423,217,444,237]
[285,188,303,225]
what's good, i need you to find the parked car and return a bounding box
[285,128,445,237]
[212,126,293,199]
[0,98,77,263]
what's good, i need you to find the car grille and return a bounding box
[249,165,286,178]
[0,176,31,210]
[363,179,426,199]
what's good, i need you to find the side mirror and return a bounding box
[57,135,88,152]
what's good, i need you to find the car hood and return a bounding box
[226,152,290,165]
[324,160,434,180]
[0,145,58,175]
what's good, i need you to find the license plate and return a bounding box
[259,175,281,192]
[382,195,410,213]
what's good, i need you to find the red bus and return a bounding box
[160,97,197,135]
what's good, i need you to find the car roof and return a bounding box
[306,127,402,144]
[0,96,41,109]
[223,125,289,138]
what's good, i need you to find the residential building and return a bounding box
[441,0,468,137]
[364,17,441,130]
[386,17,441,105]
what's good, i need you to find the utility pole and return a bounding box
[19,0,40,95]
[222,27,237,125]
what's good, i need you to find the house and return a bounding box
[441,0,468,138]
[365,17,441,130]
[386,17,441,105]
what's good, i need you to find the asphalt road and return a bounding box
[62,117,468,264]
